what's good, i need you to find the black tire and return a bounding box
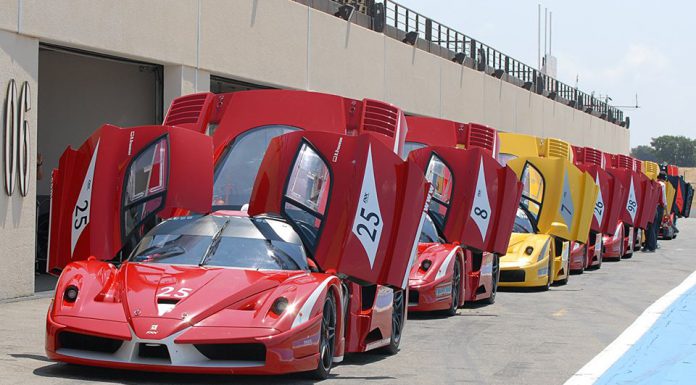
[307,294,337,380]
[485,254,500,304]
[445,258,462,316]
[382,289,405,355]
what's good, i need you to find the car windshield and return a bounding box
[130,215,309,271]
[513,207,535,233]
[213,125,299,209]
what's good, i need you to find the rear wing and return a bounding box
[248,131,429,289]
[48,124,213,273]
[407,146,522,254]
[165,90,408,157]
[507,157,597,243]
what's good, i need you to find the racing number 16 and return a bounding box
[356,208,380,241]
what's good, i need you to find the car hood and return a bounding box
[117,263,294,339]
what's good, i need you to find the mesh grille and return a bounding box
[164,93,209,127]
[464,123,497,152]
[361,100,398,137]
[615,154,633,170]
[643,161,659,176]
[583,147,603,166]
[543,138,572,160]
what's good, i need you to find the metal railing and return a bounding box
[297,0,628,127]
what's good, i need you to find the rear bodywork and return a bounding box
[570,146,623,270]
[404,118,520,311]
[498,133,597,288]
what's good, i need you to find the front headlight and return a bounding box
[63,285,79,303]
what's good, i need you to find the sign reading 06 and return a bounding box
[4,79,31,197]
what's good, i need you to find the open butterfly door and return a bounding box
[248,131,429,289]
[407,146,522,254]
[506,157,597,243]
[48,124,213,273]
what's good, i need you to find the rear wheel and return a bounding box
[485,254,499,304]
[446,258,462,316]
[307,295,337,380]
[382,289,405,355]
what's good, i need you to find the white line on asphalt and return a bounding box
[563,268,696,385]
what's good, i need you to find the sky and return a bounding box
[395,0,694,148]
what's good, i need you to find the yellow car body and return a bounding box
[498,133,597,288]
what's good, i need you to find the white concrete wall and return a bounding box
[0,30,38,300]
[0,0,630,153]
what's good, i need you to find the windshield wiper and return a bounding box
[199,218,231,267]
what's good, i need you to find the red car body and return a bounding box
[570,146,623,270]
[46,91,430,376]
[602,154,646,259]
[403,118,521,313]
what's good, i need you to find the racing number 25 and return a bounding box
[157,287,192,298]
[73,200,89,230]
[356,208,380,241]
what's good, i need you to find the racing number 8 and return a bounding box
[474,207,488,219]
[356,208,380,242]
[73,200,89,230]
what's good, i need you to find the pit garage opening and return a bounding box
[35,45,163,291]
[210,75,272,94]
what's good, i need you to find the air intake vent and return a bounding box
[643,161,659,177]
[463,123,497,152]
[583,147,603,166]
[58,331,123,353]
[543,138,572,160]
[194,343,266,362]
[360,99,399,138]
[633,159,642,172]
[164,93,214,132]
[615,154,633,170]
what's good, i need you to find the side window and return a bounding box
[520,163,544,222]
[420,214,440,243]
[213,125,298,209]
[282,142,331,251]
[425,154,453,230]
[122,137,168,245]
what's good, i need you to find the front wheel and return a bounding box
[382,289,405,355]
[307,294,337,380]
[445,258,462,316]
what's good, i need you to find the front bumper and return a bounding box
[46,310,324,375]
[499,257,549,288]
[408,279,452,312]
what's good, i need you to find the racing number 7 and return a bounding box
[356,208,380,241]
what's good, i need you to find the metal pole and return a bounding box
[537,4,541,70]
[549,11,552,55]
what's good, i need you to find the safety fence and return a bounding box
[294,0,628,128]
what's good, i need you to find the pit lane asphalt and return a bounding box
[2,219,695,385]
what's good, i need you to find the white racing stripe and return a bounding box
[564,269,696,385]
